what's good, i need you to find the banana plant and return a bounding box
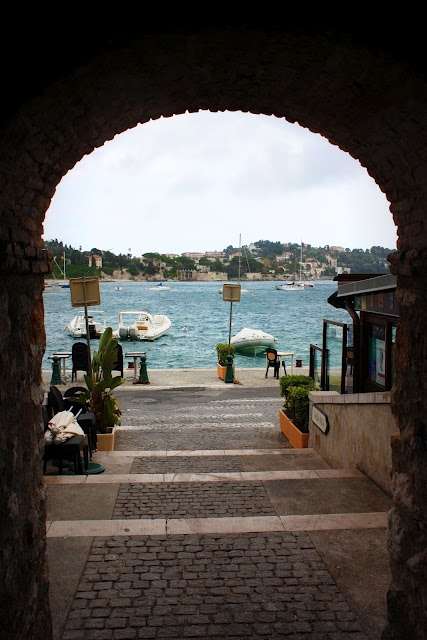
[73,327,125,433]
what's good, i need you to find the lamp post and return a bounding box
[222,283,241,383]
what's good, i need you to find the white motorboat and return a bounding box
[230,327,278,356]
[149,282,171,291]
[64,310,106,339]
[275,282,305,291]
[114,309,171,341]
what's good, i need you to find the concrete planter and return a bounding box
[96,427,116,452]
[279,408,309,448]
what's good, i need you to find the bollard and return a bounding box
[50,356,62,385]
[136,354,150,384]
[224,354,234,384]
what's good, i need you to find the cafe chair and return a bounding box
[112,343,123,377]
[346,346,354,375]
[48,385,97,460]
[265,348,281,379]
[71,341,90,382]
[42,406,86,475]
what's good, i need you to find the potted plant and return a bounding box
[216,343,236,380]
[72,327,125,451]
[279,374,318,448]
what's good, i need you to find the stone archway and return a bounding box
[0,20,425,639]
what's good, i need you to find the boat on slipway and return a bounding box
[64,310,107,339]
[230,327,278,356]
[113,309,171,341]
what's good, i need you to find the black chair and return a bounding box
[48,385,97,461]
[71,342,90,382]
[42,406,85,475]
[346,346,354,375]
[265,348,281,379]
[112,343,123,377]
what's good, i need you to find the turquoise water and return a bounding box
[43,280,349,371]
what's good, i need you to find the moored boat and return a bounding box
[64,310,106,338]
[275,282,305,291]
[113,309,171,341]
[231,327,278,356]
[149,282,171,291]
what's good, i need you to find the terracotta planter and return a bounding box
[279,409,309,448]
[217,363,227,380]
[217,363,235,381]
[96,427,116,452]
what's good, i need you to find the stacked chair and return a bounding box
[43,385,97,474]
[42,405,86,475]
[71,342,91,382]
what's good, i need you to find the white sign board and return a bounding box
[69,277,101,307]
[222,283,241,302]
[312,404,330,434]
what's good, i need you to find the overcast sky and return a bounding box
[43,110,398,256]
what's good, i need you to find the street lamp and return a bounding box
[222,283,241,383]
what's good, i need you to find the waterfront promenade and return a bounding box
[43,367,392,640]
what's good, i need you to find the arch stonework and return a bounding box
[0,21,425,639]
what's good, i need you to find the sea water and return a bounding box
[43,280,349,371]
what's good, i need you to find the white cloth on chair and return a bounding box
[45,410,84,443]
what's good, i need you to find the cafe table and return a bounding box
[49,352,72,382]
[124,352,147,380]
[276,352,295,376]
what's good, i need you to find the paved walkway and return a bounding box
[44,369,392,640]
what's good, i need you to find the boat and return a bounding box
[275,281,305,291]
[275,243,306,291]
[230,327,278,356]
[113,309,171,341]
[44,282,62,293]
[149,282,171,291]
[115,286,122,291]
[64,310,107,339]
[51,252,70,288]
[219,235,255,295]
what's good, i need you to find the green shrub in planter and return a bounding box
[279,374,317,398]
[280,375,319,433]
[216,343,236,366]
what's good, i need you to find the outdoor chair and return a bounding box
[265,348,281,379]
[48,385,97,459]
[42,406,85,475]
[112,343,124,377]
[71,341,90,382]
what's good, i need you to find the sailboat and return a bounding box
[44,252,70,291]
[54,252,70,288]
[219,235,255,295]
[275,244,305,291]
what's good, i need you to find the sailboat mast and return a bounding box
[299,242,303,281]
[238,234,241,283]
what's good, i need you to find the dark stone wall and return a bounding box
[0,17,425,639]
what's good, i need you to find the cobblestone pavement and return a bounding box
[113,481,277,519]
[116,392,288,451]
[63,532,367,640]
[130,456,245,474]
[48,382,389,640]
